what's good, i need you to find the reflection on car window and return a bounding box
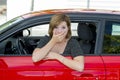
[0,17,23,34]
[103,21,120,54]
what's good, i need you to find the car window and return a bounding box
[1,21,97,56]
[23,22,97,54]
[103,21,120,54]
[23,23,78,36]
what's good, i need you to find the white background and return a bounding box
[7,0,120,21]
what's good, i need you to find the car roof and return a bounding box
[22,8,120,19]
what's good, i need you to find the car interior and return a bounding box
[1,22,97,55]
[77,23,96,54]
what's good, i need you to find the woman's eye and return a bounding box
[62,26,66,29]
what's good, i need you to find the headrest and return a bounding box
[77,23,93,41]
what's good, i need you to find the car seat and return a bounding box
[77,23,94,54]
[88,23,96,53]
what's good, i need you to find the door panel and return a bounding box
[102,56,120,80]
[0,59,7,80]
[0,56,105,80]
[80,56,105,80]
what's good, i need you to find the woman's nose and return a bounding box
[57,28,62,33]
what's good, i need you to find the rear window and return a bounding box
[103,21,120,54]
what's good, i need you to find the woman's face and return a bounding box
[53,21,68,36]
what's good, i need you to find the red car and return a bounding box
[0,9,120,80]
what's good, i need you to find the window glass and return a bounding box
[103,21,120,54]
[0,17,23,34]
[112,24,120,35]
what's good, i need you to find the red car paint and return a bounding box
[0,56,105,80]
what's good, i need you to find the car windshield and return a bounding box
[0,17,24,34]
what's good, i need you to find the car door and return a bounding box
[0,56,75,80]
[0,56,105,80]
[0,13,106,80]
[101,20,120,80]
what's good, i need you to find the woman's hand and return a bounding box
[51,30,67,43]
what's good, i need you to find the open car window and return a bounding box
[1,21,97,56]
[22,22,97,55]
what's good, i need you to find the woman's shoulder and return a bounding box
[68,37,79,45]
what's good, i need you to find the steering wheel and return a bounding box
[15,38,30,55]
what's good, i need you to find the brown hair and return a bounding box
[48,14,71,38]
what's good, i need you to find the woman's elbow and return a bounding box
[77,64,84,72]
[32,56,39,62]
[78,66,84,72]
[32,52,40,62]
[32,49,40,62]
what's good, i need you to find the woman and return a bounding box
[32,14,84,72]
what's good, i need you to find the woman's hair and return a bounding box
[48,14,71,38]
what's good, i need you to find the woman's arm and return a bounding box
[58,55,84,72]
[32,39,55,62]
[46,52,84,72]
[32,31,66,62]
